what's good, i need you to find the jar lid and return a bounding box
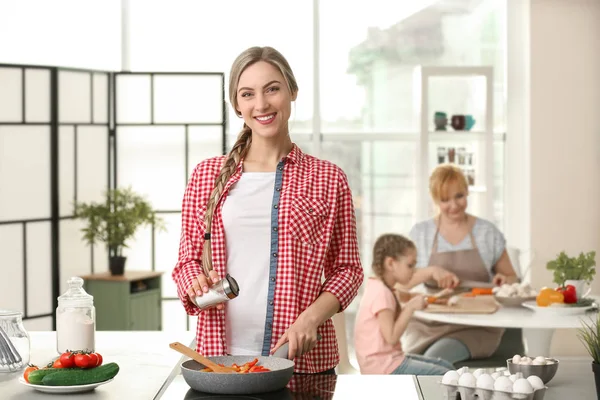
[58,277,94,307]
[223,274,239,299]
[0,310,22,317]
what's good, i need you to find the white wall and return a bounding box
[507,0,600,356]
[0,0,120,69]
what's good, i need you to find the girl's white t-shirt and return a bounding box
[222,172,275,355]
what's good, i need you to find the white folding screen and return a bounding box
[0,66,225,333]
[0,64,110,331]
[114,72,225,331]
[58,70,111,298]
[0,66,53,331]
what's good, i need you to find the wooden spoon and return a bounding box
[169,342,236,373]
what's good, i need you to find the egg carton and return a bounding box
[439,382,547,400]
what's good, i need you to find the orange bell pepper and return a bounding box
[536,288,565,307]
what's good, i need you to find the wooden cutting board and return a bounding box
[424,295,499,314]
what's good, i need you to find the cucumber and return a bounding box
[28,368,78,385]
[41,363,119,386]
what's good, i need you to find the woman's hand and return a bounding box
[186,270,225,310]
[492,273,511,286]
[431,266,460,289]
[272,317,319,359]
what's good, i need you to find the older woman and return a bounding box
[401,164,518,365]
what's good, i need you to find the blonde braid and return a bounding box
[201,125,252,275]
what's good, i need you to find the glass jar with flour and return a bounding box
[56,277,95,354]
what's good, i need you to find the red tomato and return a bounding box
[52,359,64,368]
[87,353,98,368]
[23,365,39,383]
[59,352,75,368]
[73,353,91,369]
[95,353,103,366]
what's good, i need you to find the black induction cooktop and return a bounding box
[156,373,336,400]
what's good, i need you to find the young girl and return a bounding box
[354,234,454,375]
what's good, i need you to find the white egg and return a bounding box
[473,368,486,378]
[546,359,555,365]
[458,372,477,387]
[494,376,514,392]
[476,374,495,390]
[491,372,502,380]
[457,366,469,375]
[519,358,532,365]
[442,370,460,385]
[504,370,511,376]
[534,356,546,363]
[496,367,508,372]
[512,354,522,364]
[527,375,545,390]
[532,359,546,365]
[513,378,534,394]
[509,372,524,382]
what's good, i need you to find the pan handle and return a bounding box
[272,333,322,360]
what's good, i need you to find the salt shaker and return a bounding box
[194,274,239,310]
[56,277,96,354]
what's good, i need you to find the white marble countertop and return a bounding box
[1,331,194,400]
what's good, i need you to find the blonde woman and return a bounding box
[402,164,518,364]
[172,47,364,374]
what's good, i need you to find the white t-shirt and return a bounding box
[222,172,275,355]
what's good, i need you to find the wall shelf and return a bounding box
[415,65,495,221]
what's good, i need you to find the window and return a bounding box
[127,0,314,136]
[109,1,508,353]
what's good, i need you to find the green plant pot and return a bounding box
[109,256,127,276]
[593,361,600,399]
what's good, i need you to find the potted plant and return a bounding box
[578,312,600,399]
[546,251,596,301]
[74,187,164,275]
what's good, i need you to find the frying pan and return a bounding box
[176,342,295,395]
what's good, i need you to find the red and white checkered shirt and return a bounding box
[172,144,363,373]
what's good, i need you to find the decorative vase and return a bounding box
[451,115,466,130]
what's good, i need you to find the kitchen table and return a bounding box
[413,302,599,356]
[1,331,194,400]
[415,357,597,399]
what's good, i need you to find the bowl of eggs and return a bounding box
[493,282,538,307]
[441,366,547,400]
[508,355,559,384]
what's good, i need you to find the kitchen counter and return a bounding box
[415,357,596,400]
[3,332,594,399]
[1,331,194,400]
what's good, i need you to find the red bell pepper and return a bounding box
[557,284,577,303]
